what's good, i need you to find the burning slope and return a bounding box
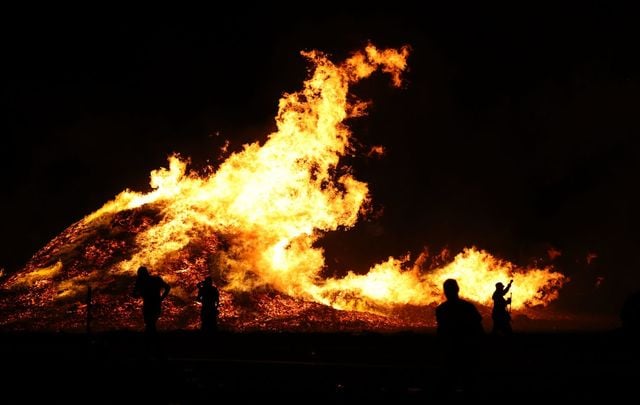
[0,44,567,332]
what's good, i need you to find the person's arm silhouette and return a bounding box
[503,279,513,295]
[160,278,171,300]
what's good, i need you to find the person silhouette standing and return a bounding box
[132,266,171,334]
[434,278,484,399]
[436,278,484,339]
[196,276,220,333]
[491,280,513,335]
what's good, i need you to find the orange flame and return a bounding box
[547,247,562,260]
[367,145,386,158]
[10,44,567,320]
[319,248,566,312]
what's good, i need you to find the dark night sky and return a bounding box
[3,6,640,317]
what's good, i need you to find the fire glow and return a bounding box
[1,44,567,331]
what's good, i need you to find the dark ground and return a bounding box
[1,329,637,403]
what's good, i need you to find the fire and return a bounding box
[367,145,386,158]
[82,43,413,301]
[318,248,566,313]
[547,247,562,260]
[1,44,568,331]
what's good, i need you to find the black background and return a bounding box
[4,5,639,318]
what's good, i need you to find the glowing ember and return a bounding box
[0,44,568,332]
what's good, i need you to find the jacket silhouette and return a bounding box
[196,276,220,332]
[132,266,170,333]
[436,278,484,339]
[491,280,513,335]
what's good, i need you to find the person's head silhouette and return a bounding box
[443,279,460,301]
[137,266,149,278]
[495,282,504,292]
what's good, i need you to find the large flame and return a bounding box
[3,44,567,329]
[319,248,566,313]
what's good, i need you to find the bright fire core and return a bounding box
[1,44,567,331]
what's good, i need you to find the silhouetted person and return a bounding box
[435,279,484,400]
[436,278,484,339]
[491,280,513,335]
[621,290,640,335]
[196,276,220,333]
[132,266,170,334]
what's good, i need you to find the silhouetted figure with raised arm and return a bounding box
[436,279,484,340]
[491,279,513,335]
[132,266,171,334]
[196,276,220,333]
